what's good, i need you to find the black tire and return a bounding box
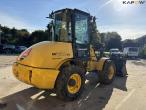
[99,60,116,84]
[55,65,85,101]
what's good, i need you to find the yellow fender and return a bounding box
[96,57,109,71]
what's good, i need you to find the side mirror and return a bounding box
[46,11,54,19]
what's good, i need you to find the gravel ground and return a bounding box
[0,55,17,68]
[0,56,146,110]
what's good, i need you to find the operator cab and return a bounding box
[49,8,90,60]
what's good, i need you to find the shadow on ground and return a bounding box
[0,74,127,110]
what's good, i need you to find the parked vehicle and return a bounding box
[15,46,27,53]
[0,44,3,53]
[0,44,27,54]
[2,44,15,54]
[123,47,139,58]
[110,48,120,55]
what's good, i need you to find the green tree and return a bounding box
[100,32,122,50]
[107,32,122,50]
[11,28,18,44]
[29,30,49,45]
[123,39,139,47]
[140,45,146,59]
[1,26,11,44]
[16,29,30,46]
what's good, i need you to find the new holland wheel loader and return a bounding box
[12,8,116,101]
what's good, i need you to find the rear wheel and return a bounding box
[99,60,116,84]
[56,65,85,101]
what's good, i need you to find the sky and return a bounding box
[0,0,146,40]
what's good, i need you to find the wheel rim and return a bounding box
[108,65,114,80]
[67,73,81,94]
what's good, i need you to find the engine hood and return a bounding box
[17,41,73,69]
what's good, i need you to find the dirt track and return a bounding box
[0,55,146,110]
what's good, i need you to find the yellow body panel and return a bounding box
[17,41,73,69]
[96,58,108,71]
[13,63,59,89]
[87,46,108,71]
[87,58,107,71]
[13,41,73,89]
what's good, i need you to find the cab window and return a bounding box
[75,13,89,44]
[54,11,72,42]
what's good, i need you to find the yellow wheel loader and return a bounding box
[12,8,116,101]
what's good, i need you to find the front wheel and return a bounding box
[99,60,116,84]
[55,65,85,101]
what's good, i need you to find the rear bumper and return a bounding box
[12,63,59,89]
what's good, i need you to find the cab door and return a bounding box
[74,11,90,60]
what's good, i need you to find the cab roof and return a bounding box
[54,8,90,16]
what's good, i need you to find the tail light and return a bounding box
[17,48,32,61]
